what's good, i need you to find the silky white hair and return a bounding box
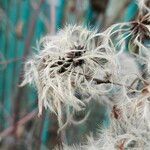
[21,25,120,128]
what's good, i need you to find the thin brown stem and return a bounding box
[74,71,135,90]
[0,57,25,65]
[0,109,37,139]
[36,110,46,150]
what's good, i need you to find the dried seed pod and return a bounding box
[131,13,150,41]
[21,25,116,121]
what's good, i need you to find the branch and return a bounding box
[74,72,134,90]
[0,109,38,139]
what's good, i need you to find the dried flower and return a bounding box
[21,25,117,127]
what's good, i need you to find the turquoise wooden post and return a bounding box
[85,4,94,27]
[0,8,7,128]
[13,0,31,86]
[4,0,18,114]
[123,0,138,22]
[41,113,50,146]
[56,0,65,29]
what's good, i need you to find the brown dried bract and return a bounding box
[112,105,122,119]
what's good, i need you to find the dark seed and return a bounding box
[74,45,84,50]
[42,58,46,62]
[73,59,84,67]
[142,19,150,25]
[58,67,66,73]
[79,59,84,64]
[66,59,73,62]
[57,61,63,65]
[63,63,71,68]
[50,63,58,68]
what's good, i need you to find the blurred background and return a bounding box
[0,0,139,149]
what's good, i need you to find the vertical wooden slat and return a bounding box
[3,0,18,127]
[0,3,7,128]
